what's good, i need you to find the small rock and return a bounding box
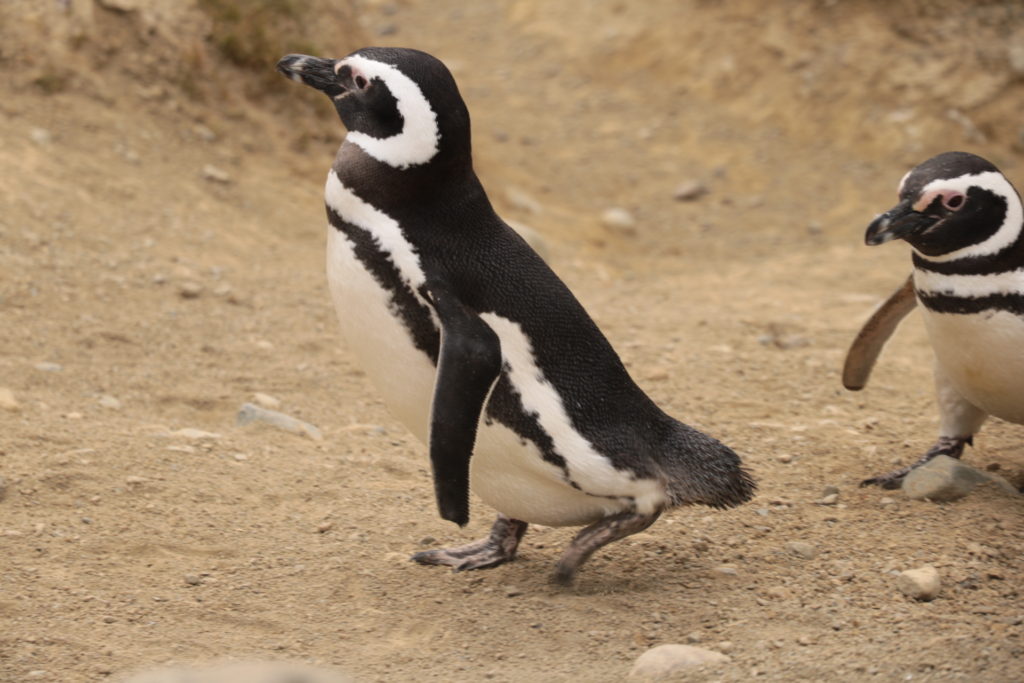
[903,455,1019,501]
[897,565,941,601]
[201,164,232,184]
[253,393,281,409]
[1009,43,1024,76]
[879,497,896,505]
[419,536,437,546]
[712,565,739,577]
[672,179,708,201]
[776,453,793,464]
[193,123,217,142]
[716,641,734,654]
[317,521,334,533]
[232,452,248,461]
[98,395,122,410]
[785,541,817,559]
[601,207,636,231]
[65,411,83,420]
[821,485,840,497]
[0,476,7,502]
[0,388,20,412]
[34,362,62,372]
[504,186,542,214]
[29,127,52,145]
[170,428,222,440]
[125,476,146,485]
[178,282,203,299]
[183,574,202,586]
[236,403,323,441]
[628,644,729,679]
[504,586,523,597]
[684,631,702,644]
[818,493,839,506]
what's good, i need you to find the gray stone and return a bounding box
[236,403,323,441]
[902,455,1019,502]
[897,565,940,601]
[601,207,636,231]
[201,164,232,184]
[785,541,817,559]
[672,179,708,201]
[628,644,729,679]
[34,362,63,372]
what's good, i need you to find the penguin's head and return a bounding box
[864,151,1022,259]
[277,47,470,170]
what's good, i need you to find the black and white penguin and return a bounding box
[276,47,755,583]
[844,151,1024,488]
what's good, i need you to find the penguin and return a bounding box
[276,47,755,583]
[843,151,1024,488]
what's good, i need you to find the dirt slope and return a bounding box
[1,1,1022,681]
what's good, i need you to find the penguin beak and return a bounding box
[276,54,347,98]
[864,200,939,246]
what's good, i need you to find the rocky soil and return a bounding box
[1,1,1022,681]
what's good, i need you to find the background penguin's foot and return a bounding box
[860,435,971,489]
[411,514,528,572]
[552,510,661,586]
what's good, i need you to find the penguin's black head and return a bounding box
[277,47,470,170]
[864,151,1022,258]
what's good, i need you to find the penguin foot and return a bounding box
[859,435,971,489]
[411,514,528,572]
[551,510,661,586]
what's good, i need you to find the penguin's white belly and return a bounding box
[922,307,1024,424]
[325,227,435,440]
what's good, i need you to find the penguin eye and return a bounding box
[354,75,368,90]
[942,193,965,211]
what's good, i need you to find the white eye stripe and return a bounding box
[339,54,441,169]
[913,171,1023,262]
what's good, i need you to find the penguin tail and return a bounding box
[661,424,756,509]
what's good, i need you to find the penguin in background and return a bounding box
[277,47,755,583]
[844,151,1024,488]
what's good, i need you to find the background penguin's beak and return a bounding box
[276,54,345,97]
[864,200,939,246]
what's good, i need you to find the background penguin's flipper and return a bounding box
[426,283,502,527]
[842,274,917,391]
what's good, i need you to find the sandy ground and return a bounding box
[1,1,1023,681]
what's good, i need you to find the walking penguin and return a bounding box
[844,151,1024,488]
[277,47,755,583]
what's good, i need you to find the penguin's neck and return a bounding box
[332,139,478,205]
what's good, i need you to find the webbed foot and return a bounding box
[411,514,528,572]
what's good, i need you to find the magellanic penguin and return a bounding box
[844,151,1024,488]
[276,47,755,583]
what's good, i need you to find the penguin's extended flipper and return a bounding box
[425,282,502,527]
[842,275,917,391]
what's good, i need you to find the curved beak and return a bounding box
[864,200,940,246]
[276,54,346,98]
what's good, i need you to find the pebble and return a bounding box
[125,475,146,485]
[98,395,122,410]
[628,644,729,679]
[193,123,217,142]
[712,565,739,577]
[419,536,436,546]
[34,362,62,372]
[29,127,52,145]
[601,207,636,231]
[785,541,818,559]
[183,574,202,586]
[503,186,542,214]
[317,521,334,533]
[903,455,1019,502]
[818,493,839,506]
[0,475,7,502]
[897,565,941,601]
[253,393,281,409]
[0,387,20,412]
[504,586,523,597]
[236,403,323,441]
[672,179,708,201]
[170,428,222,440]
[1009,43,1024,76]
[776,453,793,464]
[201,164,232,184]
[178,281,204,299]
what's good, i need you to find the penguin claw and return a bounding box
[860,435,971,489]
[410,515,528,572]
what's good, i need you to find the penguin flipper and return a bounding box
[842,274,917,391]
[425,282,502,527]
